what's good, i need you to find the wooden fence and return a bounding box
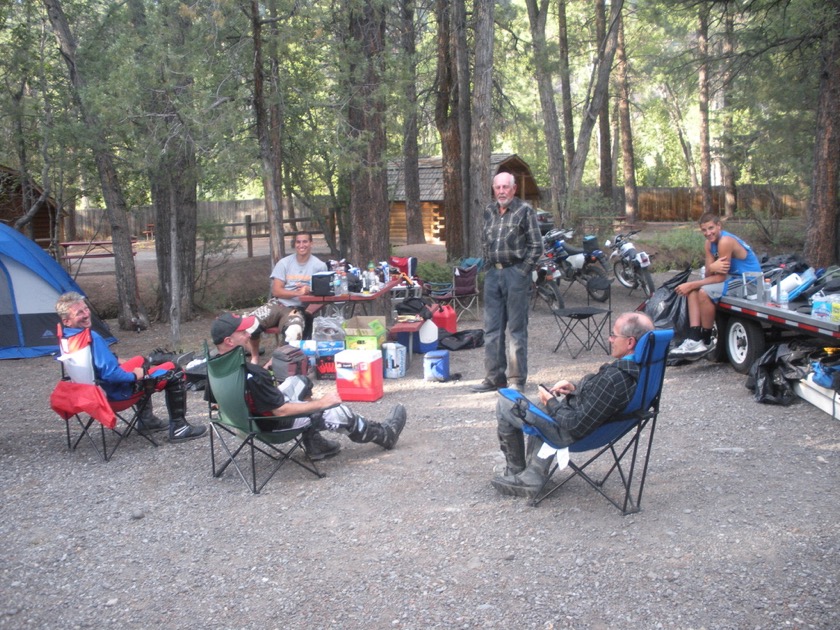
[71,199,319,241]
[71,185,805,242]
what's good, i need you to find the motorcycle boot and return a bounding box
[497,427,526,476]
[301,429,341,460]
[491,435,553,498]
[347,404,407,450]
[136,401,167,432]
[164,378,207,442]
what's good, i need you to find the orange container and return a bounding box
[335,349,384,402]
[432,304,457,334]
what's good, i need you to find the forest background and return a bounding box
[1,0,837,339]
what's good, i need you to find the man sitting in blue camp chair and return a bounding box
[210,312,407,460]
[492,311,654,497]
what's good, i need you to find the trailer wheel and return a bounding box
[725,317,765,374]
[707,314,728,363]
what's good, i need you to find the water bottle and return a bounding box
[779,290,789,310]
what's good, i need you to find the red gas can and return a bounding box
[431,304,457,334]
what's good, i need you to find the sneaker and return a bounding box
[302,431,341,460]
[669,338,709,356]
[471,379,507,393]
[169,420,207,442]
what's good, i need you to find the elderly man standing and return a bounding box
[471,172,543,393]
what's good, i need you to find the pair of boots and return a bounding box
[491,429,553,497]
[136,385,206,443]
[301,404,407,461]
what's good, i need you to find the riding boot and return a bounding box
[346,404,407,450]
[497,428,526,476]
[491,435,553,498]
[301,428,341,460]
[165,381,206,442]
[137,401,167,432]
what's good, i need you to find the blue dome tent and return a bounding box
[0,223,116,359]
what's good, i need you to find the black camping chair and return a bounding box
[550,276,612,358]
[497,329,673,515]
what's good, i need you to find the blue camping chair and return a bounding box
[498,329,673,514]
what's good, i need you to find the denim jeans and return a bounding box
[482,263,531,386]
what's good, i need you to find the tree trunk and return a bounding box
[721,10,737,218]
[558,0,575,192]
[805,18,840,267]
[401,0,425,246]
[468,0,495,256]
[454,0,471,246]
[525,0,566,220]
[251,0,284,265]
[151,145,197,324]
[347,0,389,268]
[595,0,613,201]
[42,0,147,331]
[664,82,697,187]
[697,6,713,215]
[616,13,638,224]
[434,0,465,261]
[568,0,623,194]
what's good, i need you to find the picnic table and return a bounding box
[60,238,137,272]
[300,277,401,317]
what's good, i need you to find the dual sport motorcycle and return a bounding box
[605,230,655,297]
[541,227,610,302]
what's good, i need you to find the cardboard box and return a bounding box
[335,349,383,401]
[343,316,387,350]
[315,354,337,380]
[313,344,343,381]
[316,340,345,353]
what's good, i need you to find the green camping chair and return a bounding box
[205,344,324,493]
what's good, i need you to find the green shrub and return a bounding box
[416,261,452,284]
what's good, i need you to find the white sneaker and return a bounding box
[670,338,709,356]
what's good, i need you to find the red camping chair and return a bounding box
[49,326,159,461]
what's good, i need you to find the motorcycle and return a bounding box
[606,230,655,297]
[542,227,610,302]
[531,255,565,311]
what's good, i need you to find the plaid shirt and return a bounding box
[544,359,641,440]
[481,197,543,268]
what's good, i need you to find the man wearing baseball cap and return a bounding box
[210,312,407,460]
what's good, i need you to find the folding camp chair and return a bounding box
[425,264,481,322]
[205,344,324,494]
[498,329,673,515]
[551,276,612,358]
[49,326,158,461]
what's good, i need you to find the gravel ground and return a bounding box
[2,266,839,629]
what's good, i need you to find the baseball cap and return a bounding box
[211,313,259,345]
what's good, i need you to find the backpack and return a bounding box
[395,296,433,320]
[438,329,485,351]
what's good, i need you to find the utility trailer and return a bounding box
[713,295,840,373]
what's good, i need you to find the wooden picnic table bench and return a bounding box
[60,238,137,270]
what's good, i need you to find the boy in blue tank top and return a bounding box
[671,213,761,356]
